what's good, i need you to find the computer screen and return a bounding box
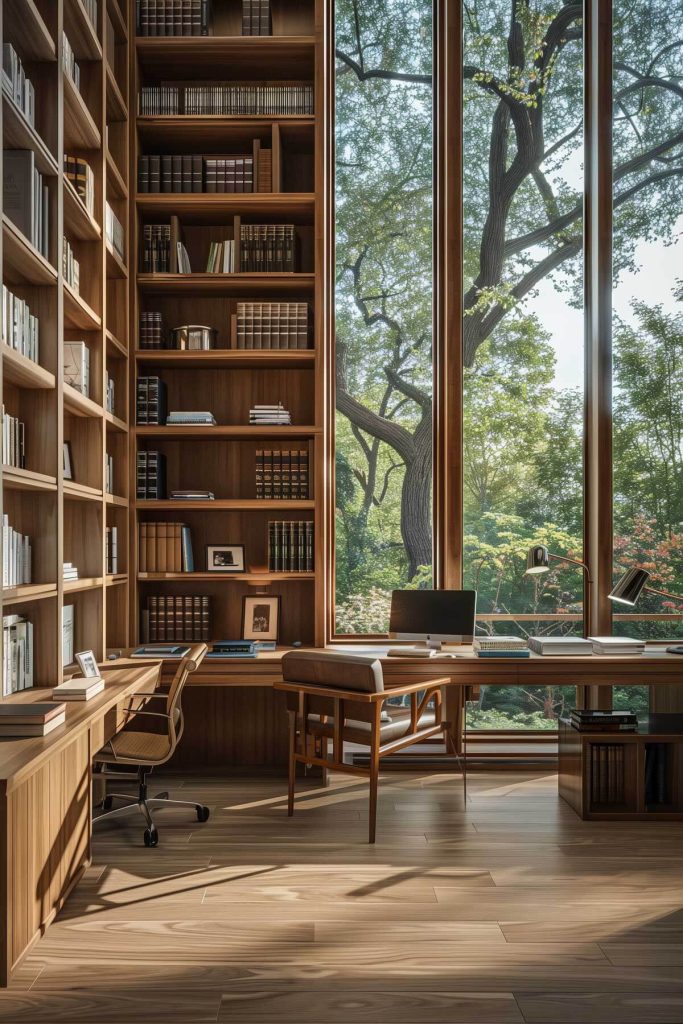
[389,590,477,645]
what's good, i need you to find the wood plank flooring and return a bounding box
[2,770,683,1022]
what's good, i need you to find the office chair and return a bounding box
[93,642,208,847]
[275,650,452,843]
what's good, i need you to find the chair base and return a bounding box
[93,766,209,846]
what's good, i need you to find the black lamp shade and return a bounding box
[608,567,650,606]
[526,545,550,575]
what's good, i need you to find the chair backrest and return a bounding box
[165,643,208,747]
[281,649,384,693]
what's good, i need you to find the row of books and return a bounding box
[106,526,119,574]
[2,407,26,469]
[105,452,114,495]
[63,561,79,582]
[2,44,35,127]
[138,83,314,116]
[83,0,98,31]
[250,403,291,425]
[106,202,125,262]
[136,376,167,423]
[590,744,626,805]
[242,0,271,35]
[106,373,116,414]
[63,604,74,667]
[3,614,33,695]
[138,154,262,194]
[2,515,31,588]
[267,520,314,572]
[139,522,194,572]
[137,450,167,498]
[236,302,310,350]
[2,285,39,363]
[65,155,95,216]
[256,449,309,499]
[206,240,236,273]
[141,595,211,642]
[136,0,211,36]
[139,311,166,349]
[4,150,50,259]
[241,224,296,272]
[62,34,82,92]
[63,237,80,292]
[142,224,172,273]
[64,340,90,396]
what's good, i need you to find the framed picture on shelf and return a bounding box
[75,650,99,678]
[242,595,280,642]
[63,441,74,480]
[206,544,245,573]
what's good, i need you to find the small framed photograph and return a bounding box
[206,544,245,573]
[63,441,74,481]
[75,650,99,678]
[242,595,280,642]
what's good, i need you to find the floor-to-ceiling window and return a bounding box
[334,0,434,635]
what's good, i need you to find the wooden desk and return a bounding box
[115,645,683,771]
[0,663,160,986]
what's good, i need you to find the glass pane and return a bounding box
[462,0,586,710]
[334,0,434,635]
[466,685,577,731]
[611,0,683,642]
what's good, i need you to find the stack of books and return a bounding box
[250,403,291,425]
[105,202,125,262]
[2,407,26,468]
[136,376,168,424]
[2,286,40,362]
[588,636,646,655]
[268,520,314,572]
[256,449,309,499]
[2,43,35,127]
[571,709,638,732]
[170,489,214,500]
[235,302,310,350]
[136,450,167,498]
[242,0,270,34]
[166,410,216,426]
[240,224,296,272]
[2,614,33,694]
[473,636,530,658]
[142,595,210,642]
[64,341,90,396]
[2,515,31,587]
[139,522,194,572]
[63,237,80,291]
[65,156,95,215]
[63,562,79,582]
[142,224,172,272]
[139,311,166,349]
[528,636,593,656]
[206,240,235,273]
[4,150,50,259]
[105,526,118,573]
[53,676,104,701]
[208,640,256,658]
[62,34,81,92]
[135,0,211,36]
[0,702,65,737]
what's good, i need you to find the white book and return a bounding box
[528,636,593,656]
[52,677,104,700]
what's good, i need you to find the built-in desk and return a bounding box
[0,663,161,986]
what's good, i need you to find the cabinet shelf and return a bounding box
[4,0,57,61]
[3,583,58,606]
[105,411,127,433]
[64,283,102,330]
[2,467,57,493]
[106,151,128,199]
[64,0,103,60]
[63,384,103,418]
[107,0,128,42]
[63,576,104,594]
[2,346,56,390]
[134,349,313,368]
[137,272,315,295]
[136,499,315,511]
[135,424,320,440]
[2,215,57,286]
[63,481,103,503]
[63,178,101,241]
[106,65,127,123]
[136,193,314,220]
[138,572,315,582]
[137,115,315,148]
[106,493,129,507]
[2,92,58,176]
[63,72,101,150]
[106,329,128,358]
[136,34,315,64]
[106,244,128,279]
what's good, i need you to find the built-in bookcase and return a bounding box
[131,0,325,648]
[1,0,131,694]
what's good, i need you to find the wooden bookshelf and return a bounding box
[131,0,325,650]
[1,0,131,695]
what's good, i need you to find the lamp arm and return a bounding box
[549,553,593,583]
[644,584,683,603]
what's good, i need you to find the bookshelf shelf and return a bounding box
[135,35,315,65]
[64,282,102,330]
[2,93,59,176]
[63,481,104,503]
[106,328,128,358]
[63,384,103,418]
[137,272,315,295]
[136,193,315,218]
[137,115,315,149]
[106,573,128,587]
[2,467,57,493]
[1,346,56,391]
[105,493,129,507]
[106,66,127,123]
[106,244,128,280]
[64,0,103,61]
[138,572,316,583]
[106,151,128,199]
[4,0,57,61]
[136,499,316,511]
[63,72,102,150]
[63,179,102,241]
[63,577,105,594]
[2,215,57,286]
[105,411,127,433]
[2,584,58,606]
[135,425,320,439]
[107,0,128,42]
[134,350,314,368]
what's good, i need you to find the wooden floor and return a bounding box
[2,770,683,1023]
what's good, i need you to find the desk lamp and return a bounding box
[525,545,592,636]
[608,568,683,654]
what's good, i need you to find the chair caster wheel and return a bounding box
[102,795,114,811]
[144,826,158,847]
[196,805,210,823]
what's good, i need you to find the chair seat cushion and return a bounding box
[306,711,437,746]
[94,730,171,765]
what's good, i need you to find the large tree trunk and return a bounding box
[400,415,433,577]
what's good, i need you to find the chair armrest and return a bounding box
[121,708,171,720]
[379,678,451,699]
[128,691,165,699]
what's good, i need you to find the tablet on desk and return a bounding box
[131,645,191,658]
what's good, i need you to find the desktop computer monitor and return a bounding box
[389,590,477,648]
